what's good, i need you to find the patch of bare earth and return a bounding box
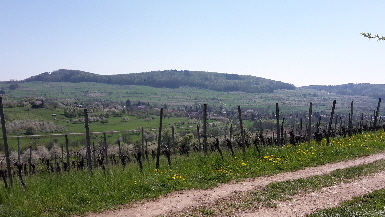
[242,171,385,217]
[86,152,385,217]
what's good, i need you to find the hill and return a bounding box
[24,69,296,93]
[301,83,385,99]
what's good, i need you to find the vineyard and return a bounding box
[1,92,385,216]
[1,81,385,216]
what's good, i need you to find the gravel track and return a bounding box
[86,152,385,217]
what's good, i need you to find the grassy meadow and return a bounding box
[1,130,385,217]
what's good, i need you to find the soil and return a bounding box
[242,171,385,217]
[86,152,385,217]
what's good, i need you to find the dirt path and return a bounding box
[243,171,385,216]
[87,152,385,217]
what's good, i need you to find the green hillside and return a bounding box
[303,83,385,99]
[23,69,296,93]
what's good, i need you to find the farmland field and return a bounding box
[1,81,385,216]
[1,130,385,216]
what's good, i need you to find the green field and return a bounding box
[0,81,380,113]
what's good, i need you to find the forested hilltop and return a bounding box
[302,83,385,99]
[24,69,296,93]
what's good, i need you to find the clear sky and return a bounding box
[1,1,384,87]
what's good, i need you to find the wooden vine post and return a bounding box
[334,115,338,130]
[145,137,148,160]
[171,126,175,154]
[103,132,108,165]
[275,103,281,145]
[307,102,312,144]
[237,105,246,156]
[203,104,208,155]
[117,138,122,156]
[0,97,13,186]
[65,135,70,172]
[281,118,285,144]
[29,146,32,174]
[348,101,353,137]
[196,125,201,152]
[61,143,64,164]
[374,98,381,129]
[17,135,21,163]
[361,113,364,132]
[156,108,163,169]
[299,118,303,135]
[327,100,336,144]
[84,109,92,171]
[92,142,97,168]
[141,127,145,157]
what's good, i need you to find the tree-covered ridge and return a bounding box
[24,69,296,93]
[302,83,385,99]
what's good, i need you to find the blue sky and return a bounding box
[1,1,384,87]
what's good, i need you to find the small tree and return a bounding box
[125,99,131,107]
[9,83,19,90]
[25,126,37,135]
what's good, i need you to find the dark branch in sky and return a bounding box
[361,33,385,41]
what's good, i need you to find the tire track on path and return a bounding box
[243,171,385,217]
[87,152,385,217]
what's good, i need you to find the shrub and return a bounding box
[25,126,37,135]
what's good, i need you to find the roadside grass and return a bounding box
[309,189,385,217]
[1,130,385,217]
